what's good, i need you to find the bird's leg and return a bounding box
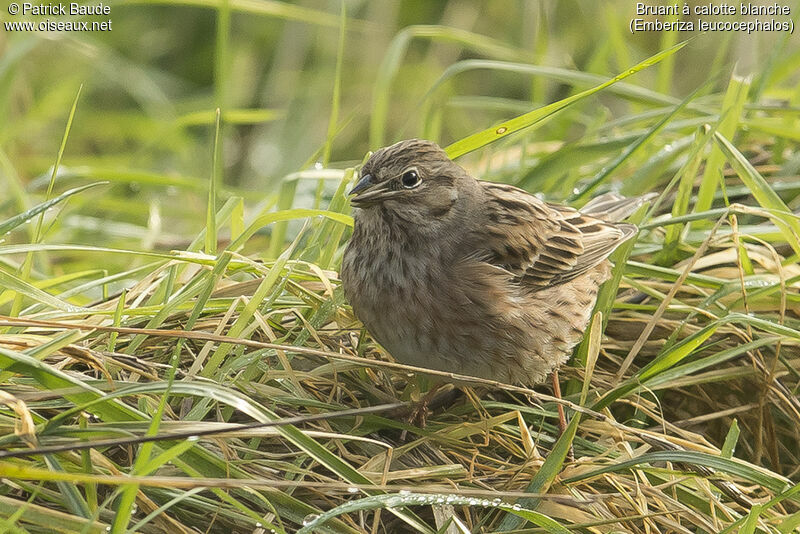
[407,381,444,428]
[551,370,568,435]
[551,370,574,462]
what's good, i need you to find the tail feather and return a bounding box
[580,192,656,222]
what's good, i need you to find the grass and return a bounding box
[2,1,800,532]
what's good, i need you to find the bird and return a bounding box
[341,138,648,427]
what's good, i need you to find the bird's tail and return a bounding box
[580,192,657,223]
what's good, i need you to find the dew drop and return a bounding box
[492,498,502,506]
[302,513,320,526]
[25,219,32,224]
[255,522,262,527]
[572,187,580,195]
[314,161,323,170]
[481,499,490,506]
[399,489,410,495]
[496,126,508,135]
[347,486,359,494]
[187,435,199,442]
[512,503,521,511]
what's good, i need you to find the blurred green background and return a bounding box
[3,1,799,270]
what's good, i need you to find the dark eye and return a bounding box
[401,169,421,189]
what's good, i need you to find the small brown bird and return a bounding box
[342,139,646,407]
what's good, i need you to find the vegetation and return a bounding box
[2,1,800,532]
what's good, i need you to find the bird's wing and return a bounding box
[479,182,636,288]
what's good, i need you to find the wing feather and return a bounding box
[479,183,636,288]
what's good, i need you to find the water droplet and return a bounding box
[255,522,262,527]
[187,435,199,442]
[435,496,445,504]
[481,499,490,506]
[572,187,580,195]
[399,489,410,495]
[492,498,502,506]
[347,486,358,494]
[25,219,32,224]
[512,503,521,511]
[302,513,320,526]
[314,161,323,170]
[664,144,673,152]
[496,126,508,135]
[46,207,54,212]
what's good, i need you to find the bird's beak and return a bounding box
[349,173,395,207]
[349,173,374,196]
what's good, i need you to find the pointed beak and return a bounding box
[349,173,374,196]
[349,173,397,207]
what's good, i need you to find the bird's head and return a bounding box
[349,139,476,229]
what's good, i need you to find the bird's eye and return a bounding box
[401,169,421,189]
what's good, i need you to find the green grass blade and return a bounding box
[445,40,689,159]
[714,131,800,255]
[0,182,106,236]
[693,73,751,216]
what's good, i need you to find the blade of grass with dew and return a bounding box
[444,40,688,160]
[714,131,800,256]
[693,73,751,218]
[497,312,602,531]
[298,493,569,534]
[421,60,711,123]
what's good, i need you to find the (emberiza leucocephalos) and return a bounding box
[342,139,647,399]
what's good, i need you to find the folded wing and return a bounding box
[480,183,637,288]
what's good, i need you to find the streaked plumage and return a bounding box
[341,139,646,385]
